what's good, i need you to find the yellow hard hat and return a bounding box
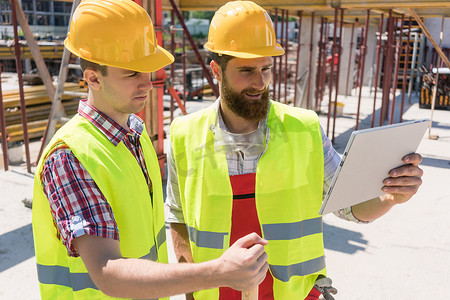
[64,0,174,72]
[204,1,285,58]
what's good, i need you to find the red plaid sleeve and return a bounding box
[41,141,119,257]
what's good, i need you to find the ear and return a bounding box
[210,60,222,83]
[83,68,102,90]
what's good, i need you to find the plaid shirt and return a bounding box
[41,100,152,257]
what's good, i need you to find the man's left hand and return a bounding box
[381,153,423,205]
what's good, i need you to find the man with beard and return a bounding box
[166,1,423,300]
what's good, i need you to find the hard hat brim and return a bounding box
[65,38,175,73]
[204,43,285,59]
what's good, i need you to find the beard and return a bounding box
[221,76,270,122]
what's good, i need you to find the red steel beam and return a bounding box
[355,10,371,130]
[273,8,278,100]
[277,9,285,103]
[380,10,395,127]
[293,11,303,107]
[155,0,166,177]
[10,0,31,173]
[306,12,315,109]
[182,11,187,107]
[331,8,344,143]
[327,9,338,136]
[315,17,325,110]
[284,9,289,104]
[0,64,9,171]
[399,17,413,123]
[170,10,175,122]
[319,19,329,107]
[371,14,384,128]
[389,15,404,125]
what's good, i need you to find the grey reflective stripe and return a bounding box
[37,264,98,291]
[141,225,166,261]
[141,246,158,261]
[187,225,227,249]
[156,225,166,248]
[269,256,326,282]
[262,217,322,240]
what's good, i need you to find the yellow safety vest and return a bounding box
[32,114,168,299]
[171,101,326,299]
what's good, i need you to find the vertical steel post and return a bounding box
[428,16,445,139]
[400,17,412,123]
[284,10,289,104]
[315,18,325,110]
[306,12,315,109]
[380,10,395,126]
[293,11,303,107]
[389,15,404,124]
[170,10,175,122]
[277,9,285,102]
[155,0,165,175]
[320,19,329,106]
[182,11,187,107]
[10,0,31,172]
[327,9,338,136]
[273,8,278,100]
[355,10,370,130]
[371,14,384,127]
[332,8,344,142]
[345,23,355,97]
[408,32,419,102]
[0,63,9,171]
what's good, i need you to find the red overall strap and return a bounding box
[217,173,321,300]
[219,173,274,300]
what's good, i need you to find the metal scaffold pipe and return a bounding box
[327,8,338,136]
[10,0,31,173]
[0,64,9,171]
[331,8,344,143]
[293,11,303,107]
[355,9,371,130]
[307,12,315,110]
[371,14,385,128]
[399,17,413,123]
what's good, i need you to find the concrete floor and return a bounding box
[0,87,449,299]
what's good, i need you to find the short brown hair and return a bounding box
[210,52,234,72]
[79,58,108,75]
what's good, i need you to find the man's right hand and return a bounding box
[215,232,269,291]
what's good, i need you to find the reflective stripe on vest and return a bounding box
[187,225,228,249]
[270,256,326,282]
[262,217,323,240]
[37,264,98,291]
[146,225,167,261]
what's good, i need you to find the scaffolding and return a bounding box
[1,0,450,172]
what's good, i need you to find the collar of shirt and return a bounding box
[77,99,144,146]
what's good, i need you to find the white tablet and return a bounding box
[319,119,430,215]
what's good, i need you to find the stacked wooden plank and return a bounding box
[1,83,87,142]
